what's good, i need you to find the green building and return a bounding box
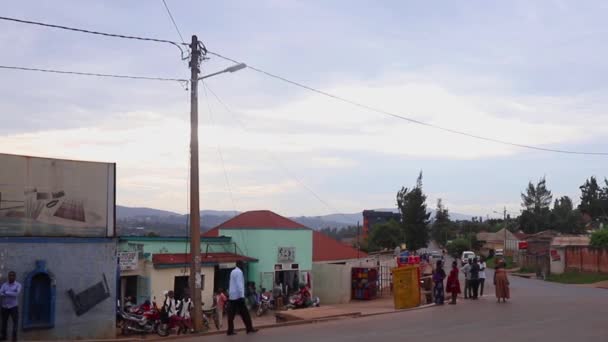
[204,210,313,293]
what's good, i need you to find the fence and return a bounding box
[519,252,550,277]
[565,247,608,273]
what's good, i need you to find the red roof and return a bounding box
[152,252,257,266]
[313,231,367,262]
[202,227,219,237]
[213,210,308,230]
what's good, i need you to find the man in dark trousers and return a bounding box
[469,258,481,299]
[227,261,257,336]
[0,271,21,341]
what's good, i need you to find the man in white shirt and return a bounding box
[0,271,21,342]
[227,261,256,336]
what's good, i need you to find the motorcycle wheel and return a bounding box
[156,323,170,337]
[256,306,264,317]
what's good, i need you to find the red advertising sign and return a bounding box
[550,249,561,262]
[518,241,528,250]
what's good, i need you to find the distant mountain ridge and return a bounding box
[115,205,473,236]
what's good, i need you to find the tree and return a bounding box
[368,220,402,251]
[446,238,470,259]
[550,196,583,234]
[397,172,431,251]
[431,198,452,246]
[590,229,608,249]
[519,177,553,233]
[579,176,608,222]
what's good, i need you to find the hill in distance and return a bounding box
[115,205,473,236]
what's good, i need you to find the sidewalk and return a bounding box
[119,296,433,341]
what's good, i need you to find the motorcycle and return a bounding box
[286,294,320,310]
[256,293,273,317]
[120,304,169,337]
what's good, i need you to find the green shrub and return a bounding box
[590,229,608,248]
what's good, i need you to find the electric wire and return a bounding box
[161,0,186,44]
[0,65,187,83]
[0,15,187,56]
[207,51,608,156]
[204,83,354,223]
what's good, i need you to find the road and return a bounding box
[182,272,608,342]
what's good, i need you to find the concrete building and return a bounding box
[362,210,401,238]
[204,210,313,294]
[0,153,117,340]
[550,236,591,275]
[117,236,253,308]
[477,228,520,256]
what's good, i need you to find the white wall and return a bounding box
[311,263,351,304]
[550,248,565,275]
[149,266,216,309]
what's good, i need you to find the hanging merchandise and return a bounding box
[351,267,378,300]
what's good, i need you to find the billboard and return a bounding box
[0,153,115,237]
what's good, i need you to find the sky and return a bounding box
[1,0,608,218]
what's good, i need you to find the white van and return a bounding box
[461,251,475,265]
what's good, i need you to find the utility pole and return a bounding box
[188,34,203,332]
[503,206,507,253]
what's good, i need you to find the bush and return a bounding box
[590,229,608,248]
[446,238,470,259]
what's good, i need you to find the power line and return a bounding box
[161,0,186,44]
[204,83,354,222]
[208,51,608,156]
[0,65,188,83]
[0,15,186,55]
[201,81,239,218]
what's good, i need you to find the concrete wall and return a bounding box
[565,247,608,273]
[221,229,313,288]
[0,237,116,340]
[311,263,351,304]
[550,248,566,275]
[149,266,215,309]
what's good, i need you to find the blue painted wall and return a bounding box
[0,238,117,340]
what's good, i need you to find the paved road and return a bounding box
[183,273,608,342]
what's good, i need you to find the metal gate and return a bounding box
[378,266,392,296]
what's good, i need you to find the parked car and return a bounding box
[461,251,475,265]
[431,251,442,259]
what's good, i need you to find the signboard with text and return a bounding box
[277,247,295,263]
[118,252,138,271]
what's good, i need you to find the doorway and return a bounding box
[274,270,300,295]
[174,275,205,301]
[174,276,189,301]
[123,276,138,304]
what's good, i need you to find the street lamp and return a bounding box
[198,63,247,80]
[188,34,246,333]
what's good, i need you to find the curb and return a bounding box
[108,303,438,341]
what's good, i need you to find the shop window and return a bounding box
[22,260,56,330]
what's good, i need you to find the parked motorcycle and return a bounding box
[286,294,320,310]
[120,305,169,337]
[256,293,273,317]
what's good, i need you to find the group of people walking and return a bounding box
[432,256,510,305]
